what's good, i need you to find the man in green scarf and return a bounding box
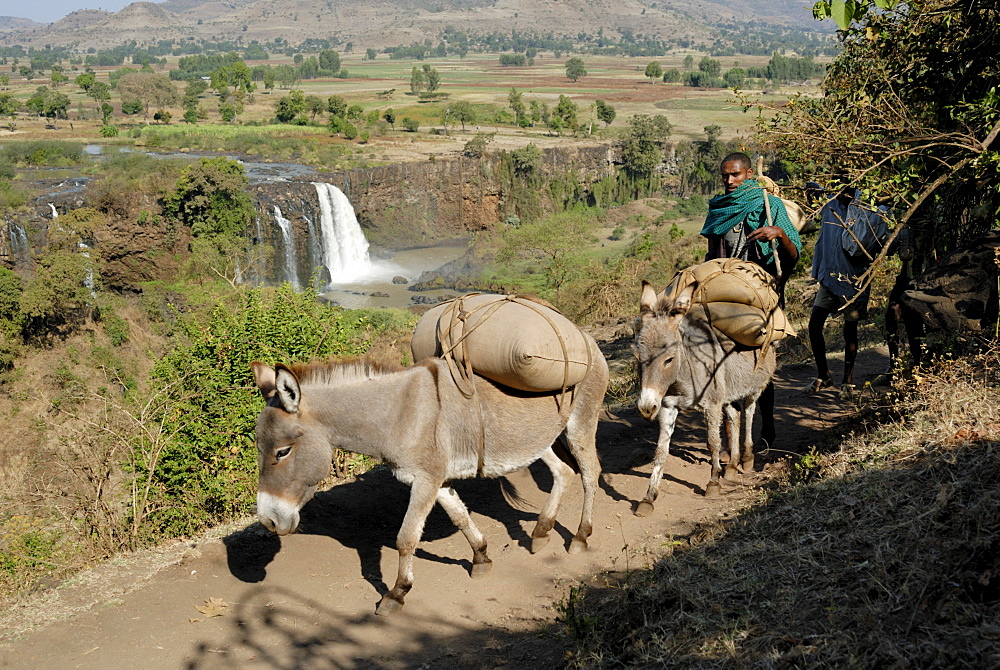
[702,152,801,296]
[700,152,802,449]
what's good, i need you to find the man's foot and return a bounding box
[839,383,857,401]
[802,377,833,395]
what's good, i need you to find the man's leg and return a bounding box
[842,319,859,386]
[758,381,775,445]
[808,305,834,384]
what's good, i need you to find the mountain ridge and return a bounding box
[0,0,829,51]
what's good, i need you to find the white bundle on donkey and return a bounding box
[663,257,796,348]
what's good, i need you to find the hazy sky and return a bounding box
[0,1,164,24]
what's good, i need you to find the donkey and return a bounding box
[250,340,608,615]
[632,280,776,514]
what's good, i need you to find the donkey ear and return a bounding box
[670,280,698,316]
[274,364,302,414]
[251,362,277,399]
[639,281,659,315]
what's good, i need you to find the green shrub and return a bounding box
[0,140,84,167]
[135,285,400,539]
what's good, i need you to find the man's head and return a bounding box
[719,152,753,194]
[833,173,857,206]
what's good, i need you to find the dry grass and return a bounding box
[566,348,1000,668]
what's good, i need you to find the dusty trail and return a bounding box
[0,344,890,670]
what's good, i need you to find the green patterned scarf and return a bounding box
[701,179,798,261]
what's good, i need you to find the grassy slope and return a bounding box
[566,350,1000,668]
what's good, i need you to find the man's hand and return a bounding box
[746,225,786,242]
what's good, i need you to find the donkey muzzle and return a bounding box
[637,387,662,421]
[257,490,301,535]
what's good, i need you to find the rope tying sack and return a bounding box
[413,293,592,413]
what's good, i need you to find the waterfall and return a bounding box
[311,182,371,284]
[78,241,95,295]
[7,222,29,257]
[272,205,301,290]
[48,203,58,219]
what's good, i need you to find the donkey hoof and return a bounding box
[471,560,493,577]
[743,456,755,471]
[568,538,588,555]
[723,465,741,481]
[530,535,551,554]
[375,596,404,616]
[634,500,655,517]
[705,481,722,497]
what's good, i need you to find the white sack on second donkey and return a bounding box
[664,258,796,348]
[410,293,591,392]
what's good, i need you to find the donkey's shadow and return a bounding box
[223,461,563,598]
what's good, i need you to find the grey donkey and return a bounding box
[633,280,776,514]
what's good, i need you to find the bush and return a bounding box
[137,285,404,539]
[0,140,84,166]
[99,124,119,137]
[401,117,419,132]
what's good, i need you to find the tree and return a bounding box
[554,94,578,132]
[758,0,1000,283]
[663,68,681,83]
[409,66,425,94]
[327,95,347,117]
[0,93,17,118]
[621,114,673,178]
[382,108,396,129]
[75,72,95,93]
[595,99,616,128]
[116,72,179,121]
[446,101,476,131]
[305,95,326,121]
[274,90,306,123]
[162,157,253,238]
[698,57,721,78]
[318,49,340,73]
[683,55,695,70]
[723,68,747,89]
[508,88,526,126]
[365,48,377,61]
[565,57,587,82]
[497,210,599,301]
[26,86,70,125]
[422,64,440,92]
[645,61,663,84]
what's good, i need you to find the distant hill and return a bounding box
[0,16,43,31]
[0,0,831,51]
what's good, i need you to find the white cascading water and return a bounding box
[8,223,28,257]
[272,205,301,289]
[311,182,371,284]
[48,203,58,218]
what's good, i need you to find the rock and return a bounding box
[392,275,408,284]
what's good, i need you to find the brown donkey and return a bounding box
[633,280,775,513]
[250,342,607,614]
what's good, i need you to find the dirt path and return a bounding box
[0,343,891,670]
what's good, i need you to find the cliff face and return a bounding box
[253,143,616,244]
[5,143,619,290]
[248,143,618,286]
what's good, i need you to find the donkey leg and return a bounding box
[563,417,601,554]
[636,405,678,517]
[530,446,574,554]
[436,485,492,577]
[740,398,758,473]
[704,405,724,497]
[377,477,440,616]
[723,403,743,482]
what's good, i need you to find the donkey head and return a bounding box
[633,280,696,420]
[251,362,334,535]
